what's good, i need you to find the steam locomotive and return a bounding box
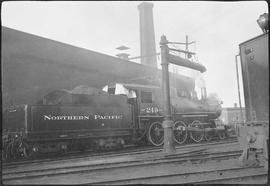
[2,82,224,160]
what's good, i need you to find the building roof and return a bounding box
[2,26,194,109]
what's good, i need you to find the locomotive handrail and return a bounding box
[245,121,269,126]
[138,115,164,118]
[25,128,134,134]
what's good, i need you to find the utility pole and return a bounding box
[160,35,176,154]
[160,35,206,154]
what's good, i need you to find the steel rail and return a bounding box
[88,166,266,185]
[3,148,254,181]
[193,173,267,184]
[3,137,237,167]
[3,143,240,176]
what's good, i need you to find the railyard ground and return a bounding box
[3,140,268,185]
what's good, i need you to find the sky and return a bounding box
[1,1,268,107]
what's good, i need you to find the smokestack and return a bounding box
[138,2,157,68]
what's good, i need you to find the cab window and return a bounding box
[177,89,185,97]
[141,91,152,103]
[108,87,115,94]
[177,89,191,99]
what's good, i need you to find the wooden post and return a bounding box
[160,35,176,154]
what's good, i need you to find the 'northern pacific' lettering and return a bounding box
[94,115,123,120]
[44,115,90,121]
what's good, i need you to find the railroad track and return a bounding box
[3,136,237,167]
[3,148,265,185]
[3,146,261,183]
[4,136,266,185]
[91,165,267,185]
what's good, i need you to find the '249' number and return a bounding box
[145,107,159,113]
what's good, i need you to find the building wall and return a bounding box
[220,107,246,125]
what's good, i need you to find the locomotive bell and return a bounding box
[257,13,269,33]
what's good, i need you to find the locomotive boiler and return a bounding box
[103,82,223,146]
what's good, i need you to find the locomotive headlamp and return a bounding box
[257,13,268,33]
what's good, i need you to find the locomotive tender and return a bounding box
[3,82,223,159]
[237,13,268,168]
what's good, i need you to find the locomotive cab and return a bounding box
[103,83,165,145]
[103,83,163,124]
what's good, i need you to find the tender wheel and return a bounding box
[11,141,20,159]
[148,121,164,146]
[4,142,13,160]
[189,120,204,143]
[218,131,226,140]
[22,143,38,158]
[173,121,188,144]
